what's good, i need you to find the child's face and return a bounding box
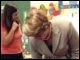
[12,11,20,24]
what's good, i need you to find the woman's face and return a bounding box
[12,12,20,23]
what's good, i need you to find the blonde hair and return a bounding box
[23,11,49,36]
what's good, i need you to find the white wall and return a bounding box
[30,1,58,9]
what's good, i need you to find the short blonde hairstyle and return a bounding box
[22,11,49,36]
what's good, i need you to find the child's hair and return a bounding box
[2,4,17,32]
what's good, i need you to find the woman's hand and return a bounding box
[12,22,19,31]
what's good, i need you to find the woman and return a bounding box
[1,4,23,59]
[22,11,79,59]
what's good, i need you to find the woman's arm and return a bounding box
[29,37,42,59]
[1,22,19,46]
[68,23,79,59]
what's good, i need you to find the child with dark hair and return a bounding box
[1,4,23,59]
